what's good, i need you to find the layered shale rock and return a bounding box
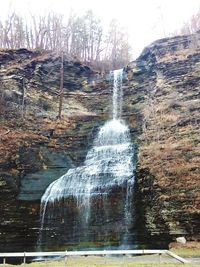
[126,33,200,243]
[0,50,111,251]
[0,32,200,251]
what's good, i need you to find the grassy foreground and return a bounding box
[170,248,200,257]
[2,262,199,267]
[2,260,199,267]
[3,249,200,266]
[6,261,197,267]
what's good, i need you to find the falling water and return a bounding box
[38,69,135,250]
[112,69,123,119]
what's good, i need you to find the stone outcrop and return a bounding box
[0,49,141,251]
[126,33,200,243]
[0,32,200,251]
[0,50,110,251]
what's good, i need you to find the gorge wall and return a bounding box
[126,33,200,243]
[0,49,113,251]
[0,32,199,251]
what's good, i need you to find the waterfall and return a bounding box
[38,69,135,250]
[112,69,123,119]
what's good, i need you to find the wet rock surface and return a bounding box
[0,32,200,251]
[0,50,112,251]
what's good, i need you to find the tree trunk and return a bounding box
[21,78,26,119]
[58,51,64,119]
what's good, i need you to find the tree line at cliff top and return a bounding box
[0,10,131,70]
[173,8,200,36]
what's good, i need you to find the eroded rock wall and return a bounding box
[0,50,111,251]
[0,32,200,251]
[126,33,200,242]
[0,48,141,251]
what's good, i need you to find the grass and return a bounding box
[170,248,200,257]
[3,251,200,267]
[2,259,199,267]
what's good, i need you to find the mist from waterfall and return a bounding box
[38,69,135,250]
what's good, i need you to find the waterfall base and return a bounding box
[39,183,136,251]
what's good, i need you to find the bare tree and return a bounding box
[58,51,64,119]
[21,78,26,119]
[172,8,200,36]
[0,10,132,70]
[103,19,131,69]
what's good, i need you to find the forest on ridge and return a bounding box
[0,10,132,70]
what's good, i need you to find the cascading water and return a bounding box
[38,69,136,250]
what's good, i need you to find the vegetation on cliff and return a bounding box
[0,10,131,70]
[0,31,199,251]
[0,48,111,251]
[127,32,200,239]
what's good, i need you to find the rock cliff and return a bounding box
[0,32,199,251]
[0,49,141,251]
[0,49,111,251]
[126,33,200,243]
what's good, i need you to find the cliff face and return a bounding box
[0,32,199,251]
[126,33,200,242]
[0,49,108,251]
[0,49,140,251]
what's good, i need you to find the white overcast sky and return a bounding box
[0,0,200,59]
